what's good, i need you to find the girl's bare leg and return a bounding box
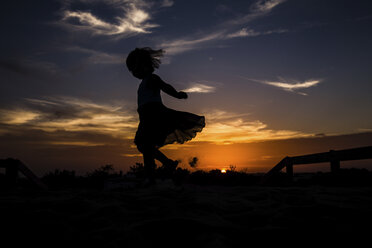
[154,149,172,165]
[154,149,178,170]
[142,146,156,180]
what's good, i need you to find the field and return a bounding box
[1,168,372,247]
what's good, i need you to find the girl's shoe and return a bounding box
[158,159,178,179]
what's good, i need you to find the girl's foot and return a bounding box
[158,159,178,179]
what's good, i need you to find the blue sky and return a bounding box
[1,0,371,174]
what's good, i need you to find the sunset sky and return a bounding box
[1,0,372,175]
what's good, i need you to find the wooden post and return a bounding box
[286,158,293,181]
[5,163,18,188]
[329,150,340,173]
[330,160,340,173]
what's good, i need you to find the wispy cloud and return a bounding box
[264,78,322,95]
[182,83,217,93]
[61,9,156,36]
[246,77,322,95]
[224,0,286,26]
[226,27,288,38]
[67,46,123,64]
[0,97,138,140]
[121,153,142,157]
[160,32,224,55]
[264,79,321,91]
[203,110,251,121]
[226,28,261,38]
[251,0,286,13]
[159,0,287,56]
[0,109,40,125]
[0,97,313,147]
[161,0,174,8]
[58,0,171,37]
[0,58,60,78]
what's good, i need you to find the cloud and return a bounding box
[193,108,313,144]
[251,0,286,13]
[0,109,40,125]
[66,46,123,64]
[226,27,288,38]
[182,83,216,93]
[0,59,60,78]
[203,109,251,121]
[61,9,156,36]
[261,78,322,95]
[225,0,286,26]
[264,79,321,90]
[58,0,167,37]
[245,77,322,95]
[0,97,138,140]
[160,26,284,56]
[0,97,313,147]
[159,0,287,56]
[48,141,107,146]
[226,28,261,38]
[121,153,142,157]
[161,0,174,7]
[160,32,224,55]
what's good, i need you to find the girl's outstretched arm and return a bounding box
[152,74,187,99]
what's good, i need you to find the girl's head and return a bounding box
[126,47,164,79]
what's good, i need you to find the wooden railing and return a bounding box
[0,158,48,190]
[261,146,372,185]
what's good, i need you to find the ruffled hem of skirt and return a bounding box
[163,116,205,146]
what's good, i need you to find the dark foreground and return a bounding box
[1,183,372,247]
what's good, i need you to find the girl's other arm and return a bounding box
[153,75,188,99]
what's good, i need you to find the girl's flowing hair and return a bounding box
[126,47,165,72]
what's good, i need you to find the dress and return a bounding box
[134,74,205,149]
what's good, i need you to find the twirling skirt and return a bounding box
[134,102,205,149]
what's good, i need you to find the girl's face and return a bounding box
[131,60,153,79]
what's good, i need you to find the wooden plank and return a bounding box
[290,152,330,165]
[17,161,48,190]
[290,146,372,165]
[0,158,13,168]
[332,146,372,161]
[262,146,372,185]
[5,161,18,188]
[260,157,289,184]
[0,158,48,190]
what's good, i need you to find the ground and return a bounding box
[1,183,372,247]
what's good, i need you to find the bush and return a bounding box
[42,169,79,189]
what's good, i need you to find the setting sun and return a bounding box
[221,169,227,173]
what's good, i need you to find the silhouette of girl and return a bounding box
[126,47,205,182]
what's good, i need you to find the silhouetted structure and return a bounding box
[261,146,372,184]
[0,158,48,189]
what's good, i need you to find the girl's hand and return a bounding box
[177,91,188,99]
